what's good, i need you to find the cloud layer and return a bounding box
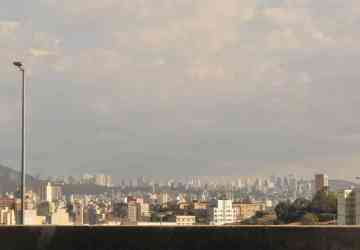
[1,0,360,180]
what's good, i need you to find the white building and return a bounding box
[95,174,106,186]
[315,174,329,193]
[337,189,360,225]
[81,173,94,184]
[74,201,84,225]
[0,207,15,225]
[138,202,151,218]
[211,200,236,225]
[40,182,53,202]
[159,192,169,208]
[24,209,46,225]
[127,202,138,223]
[51,208,72,225]
[176,215,196,225]
[94,174,112,187]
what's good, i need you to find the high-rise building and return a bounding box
[94,174,112,187]
[211,200,236,225]
[159,192,169,208]
[127,202,138,223]
[81,174,94,184]
[315,174,329,193]
[337,188,360,225]
[94,174,106,186]
[51,185,63,202]
[105,175,112,187]
[74,201,84,225]
[0,207,15,225]
[40,182,53,202]
[137,202,151,220]
[84,205,97,225]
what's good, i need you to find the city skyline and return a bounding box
[2,1,360,180]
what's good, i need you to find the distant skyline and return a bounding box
[1,1,360,180]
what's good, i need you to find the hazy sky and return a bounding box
[1,0,360,180]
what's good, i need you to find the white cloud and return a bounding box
[2,0,360,177]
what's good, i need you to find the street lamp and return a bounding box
[13,61,26,225]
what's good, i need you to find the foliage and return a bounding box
[275,198,312,223]
[317,213,336,222]
[254,211,267,218]
[275,200,291,223]
[241,212,276,225]
[301,213,319,225]
[274,191,337,224]
[309,191,337,214]
[292,198,311,211]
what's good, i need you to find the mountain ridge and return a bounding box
[0,164,40,194]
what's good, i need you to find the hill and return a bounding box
[0,164,40,194]
[329,179,357,191]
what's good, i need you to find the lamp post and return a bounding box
[13,61,26,225]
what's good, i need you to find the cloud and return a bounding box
[1,0,360,178]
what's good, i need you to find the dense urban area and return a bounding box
[0,166,357,226]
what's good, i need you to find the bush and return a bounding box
[301,213,319,225]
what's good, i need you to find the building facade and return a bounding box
[315,174,329,193]
[40,182,53,202]
[211,200,236,225]
[127,202,138,223]
[193,200,208,210]
[24,209,46,225]
[176,215,196,225]
[51,208,71,225]
[159,193,169,208]
[0,207,15,225]
[137,202,151,221]
[232,202,265,222]
[337,189,360,225]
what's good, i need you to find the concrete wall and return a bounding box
[1,226,360,250]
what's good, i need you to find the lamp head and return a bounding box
[13,61,24,70]
[13,61,23,67]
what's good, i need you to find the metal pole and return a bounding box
[20,68,25,225]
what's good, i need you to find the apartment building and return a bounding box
[176,215,196,225]
[337,189,360,225]
[232,202,265,222]
[211,200,236,225]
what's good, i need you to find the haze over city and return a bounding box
[1,0,360,180]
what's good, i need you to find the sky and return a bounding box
[1,0,360,181]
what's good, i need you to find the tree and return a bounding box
[275,198,311,223]
[275,201,291,223]
[287,198,311,222]
[291,198,311,211]
[301,213,319,225]
[310,191,337,214]
[275,192,337,225]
